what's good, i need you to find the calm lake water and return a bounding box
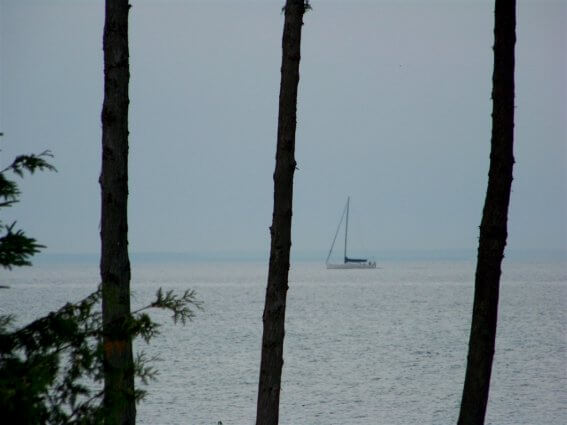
[2,260,566,424]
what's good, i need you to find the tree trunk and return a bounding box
[100,1,135,424]
[256,2,307,425]
[457,1,516,424]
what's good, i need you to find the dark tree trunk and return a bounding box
[100,1,135,424]
[256,2,308,424]
[458,1,516,424]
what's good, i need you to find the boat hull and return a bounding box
[326,262,377,270]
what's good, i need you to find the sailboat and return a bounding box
[325,197,377,269]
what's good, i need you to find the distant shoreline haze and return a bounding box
[31,249,567,265]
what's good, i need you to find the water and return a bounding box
[1,260,566,424]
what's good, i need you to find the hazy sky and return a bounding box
[1,0,565,260]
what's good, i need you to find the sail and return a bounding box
[326,196,376,269]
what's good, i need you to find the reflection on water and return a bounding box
[2,260,566,424]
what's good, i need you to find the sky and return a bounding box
[0,0,565,261]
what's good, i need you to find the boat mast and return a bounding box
[344,196,350,263]
[326,198,348,264]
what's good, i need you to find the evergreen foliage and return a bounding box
[0,152,202,424]
[0,151,56,269]
[0,287,201,425]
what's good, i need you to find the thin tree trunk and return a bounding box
[100,1,135,424]
[256,2,308,424]
[458,1,516,424]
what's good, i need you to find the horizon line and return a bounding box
[31,248,567,264]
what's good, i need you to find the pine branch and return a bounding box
[1,286,201,424]
[0,223,46,270]
[1,150,57,176]
[133,288,203,325]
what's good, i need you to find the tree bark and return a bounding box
[256,2,307,425]
[100,1,135,424]
[458,1,516,424]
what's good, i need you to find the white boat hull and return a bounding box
[326,262,377,270]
